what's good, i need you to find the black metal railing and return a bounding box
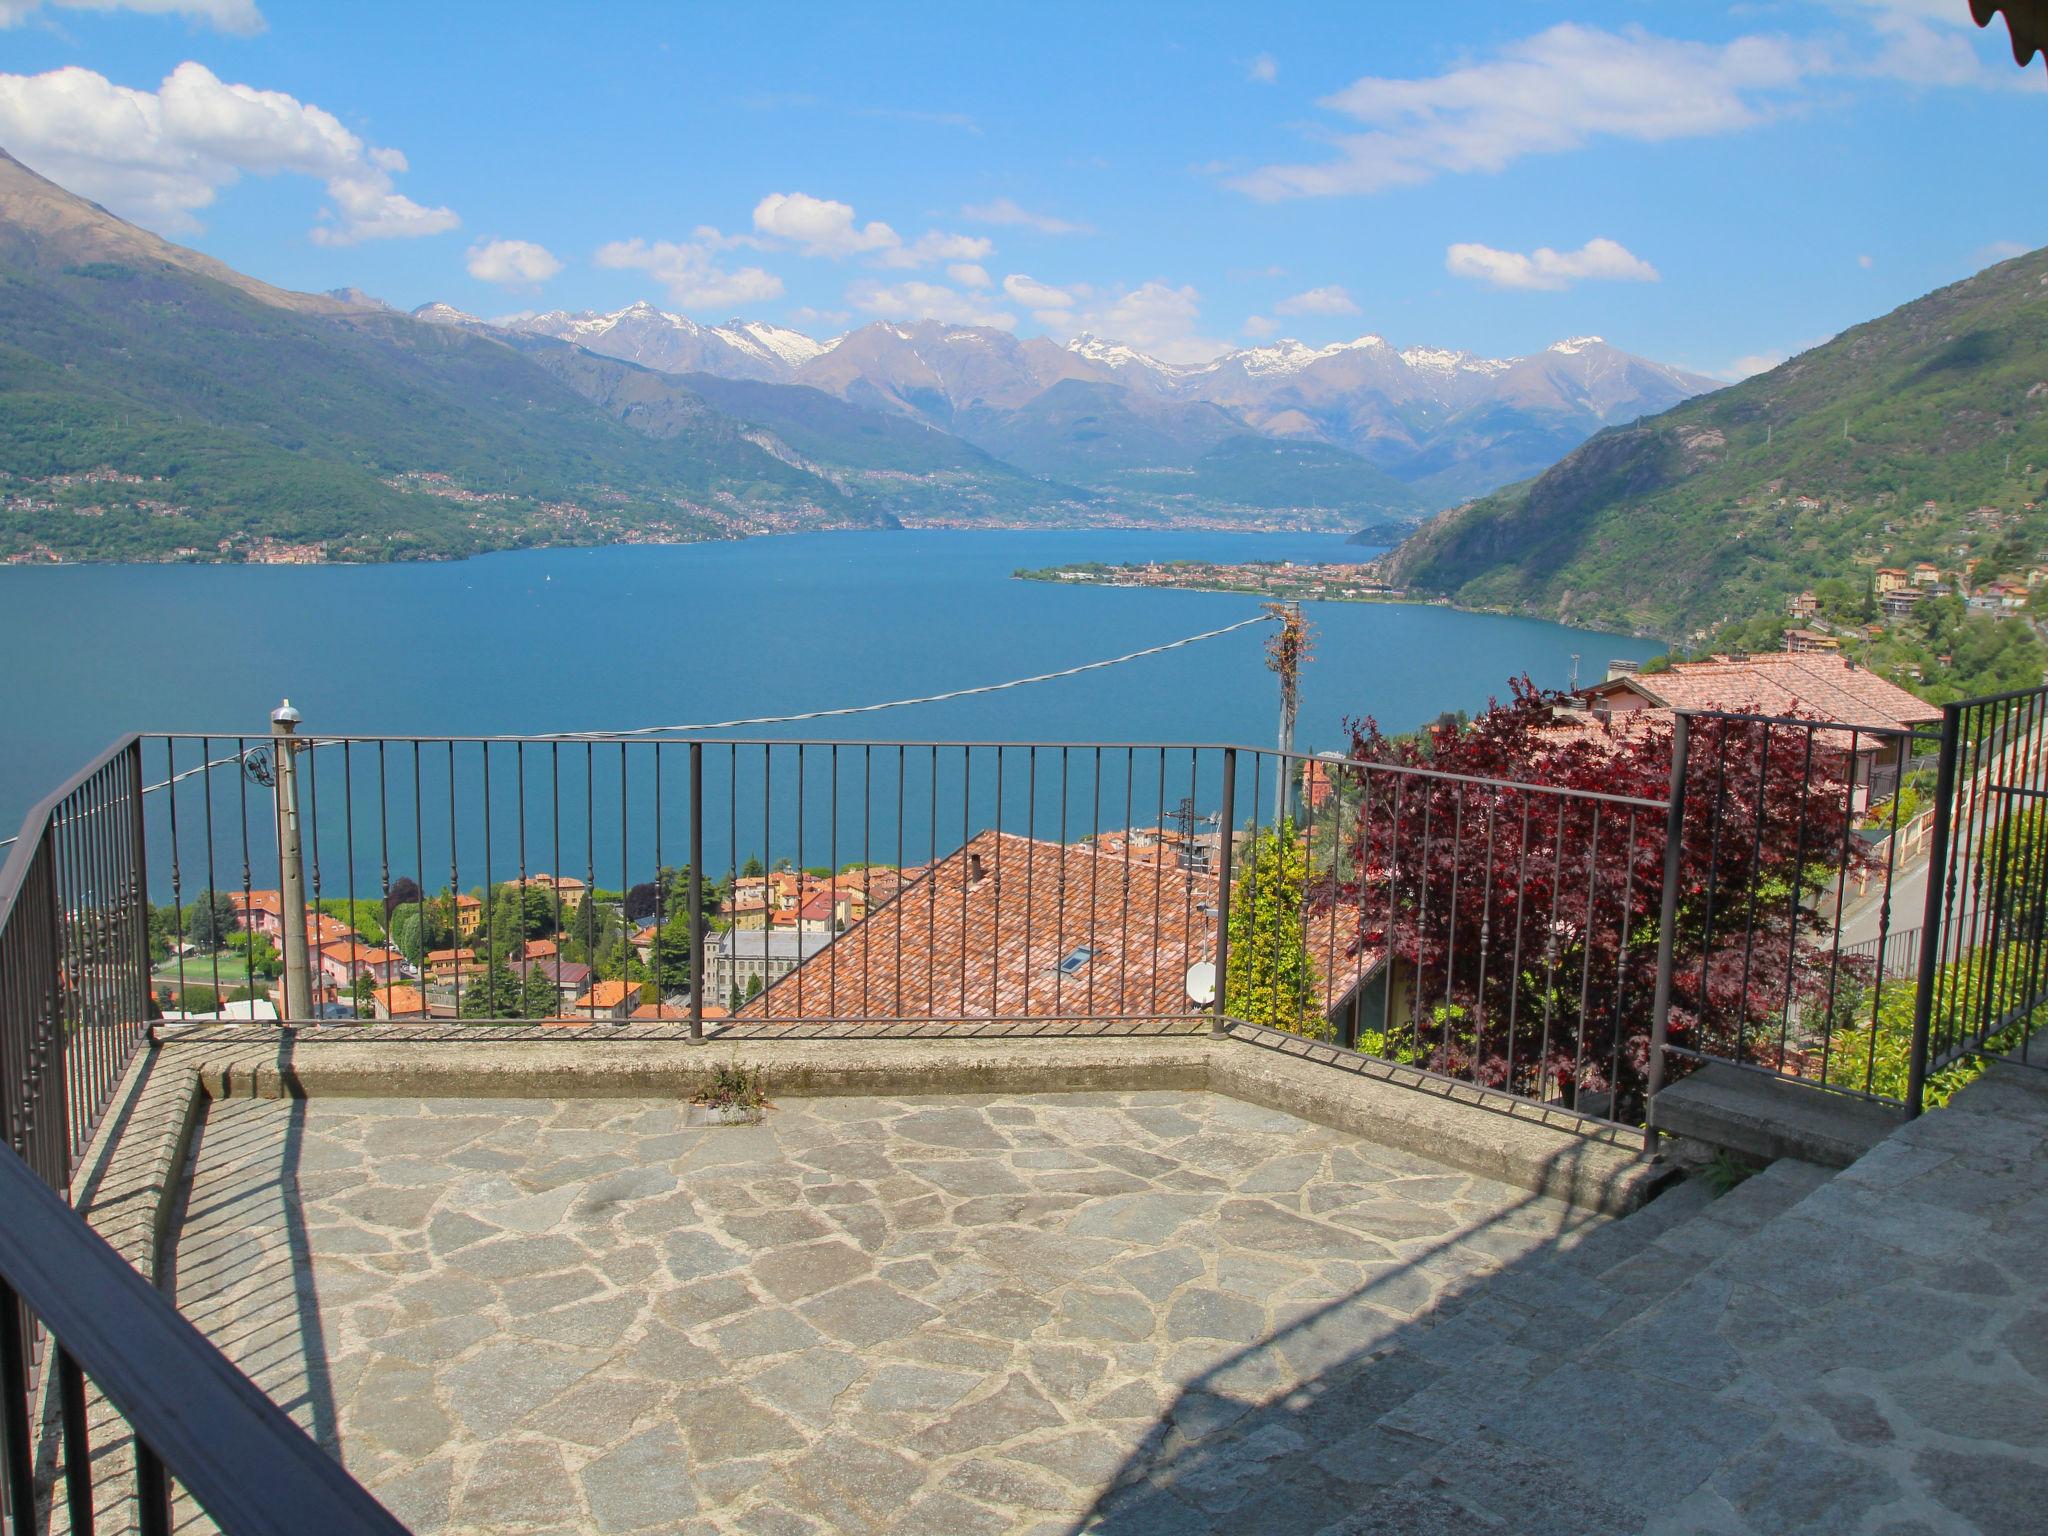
[134,726,1672,1126]
[1908,682,2048,1099]
[0,735,152,1199]
[1646,711,1939,1109]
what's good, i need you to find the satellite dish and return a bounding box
[1184,962,1216,1006]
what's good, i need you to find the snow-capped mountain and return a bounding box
[435,299,1720,506]
[509,303,831,382]
[411,300,484,328]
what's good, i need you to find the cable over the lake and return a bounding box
[533,609,1279,739]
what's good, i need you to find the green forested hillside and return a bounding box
[1386,247,2048,639]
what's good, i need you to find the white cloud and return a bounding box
[1974,239,2030,268]
[752,191,898,257]
[1836,0,2042,89]
[845,278,1016,329]
[959,196,1089,235]
[595,237,784,309]
[1060,281,1229,364]
[1243,314,1279,338]
[466,237,562,287]
[874,229,993,269]
[1232,24,1814,199]
[948,262,992,288]
[1726,351,1788,380]
[1231,12,2037,201]
[1718,330,1835,381]
[1002,272,1076,310]
[1247,52,1278,84]
[0,61,455,241]
[1273,284,1359,316]
[1444,237,1660,291]
[1857,253,1876,269]
[0,0,263,32]
[789,305,852,328]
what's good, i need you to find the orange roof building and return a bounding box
[734,830,1381,1028]
[1581,651,1940,737]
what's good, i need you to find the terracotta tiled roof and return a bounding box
[1593,653,1940,735]
[321,942,403,967]
[731,831,1382,1026]
[373,985,425,1016]
[571,979,644,1011]
[736,831,1218,1023]
[1536,706,1675,751]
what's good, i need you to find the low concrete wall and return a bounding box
[1216,1036,1664,1217]
[138,1020,1661,1217]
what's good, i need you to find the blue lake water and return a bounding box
[0,530,1656,894]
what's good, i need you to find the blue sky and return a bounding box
[1,0,2041,376]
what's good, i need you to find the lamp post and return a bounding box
[272,701,313,1022]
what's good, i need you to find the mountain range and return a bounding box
[479,303,1717,504]
[1383,244,2048,640]
[0,141,1715,564]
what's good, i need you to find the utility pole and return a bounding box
[272,700,313,1021]
[1264,602,1312,825]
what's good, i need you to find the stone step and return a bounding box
[1309,1158,1849,1534]
[1648,1158,1831,1261]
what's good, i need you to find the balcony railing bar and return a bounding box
[0,1144,408,1536]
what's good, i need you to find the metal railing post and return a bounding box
[272,702,313,1023]
[0,1275,33,1536]
[1905,704,1963,1118]
[1643,712,1691,1151]
[129,739,151,1032]
[1211,748,1237,1038]
[688,743,705,1044]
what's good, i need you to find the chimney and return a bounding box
[969,852,986,884]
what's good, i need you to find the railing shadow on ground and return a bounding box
[1073,1136,1653,1535]
[160,1095,340,1455]
[24,1034,345,1536]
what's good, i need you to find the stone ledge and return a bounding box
[142,1022,1659,1216]
[1650,1060,1901,1168]
[1215,1034,1665,1217]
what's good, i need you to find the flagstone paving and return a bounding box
[168,1090,1594,1534]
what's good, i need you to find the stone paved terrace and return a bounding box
[166,1089,1598,1535]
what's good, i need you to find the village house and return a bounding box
[423,948,475,985]
[1913,562,1942,586]
[1879,588,1925,619]
[565,978,649,1023]
[1782,628,1841,654]
[512,955,592,1012]
[1786,590,1821,619]
[228,889,284,937]
[1578,650,1942,808]
[370,985,428,1020]
[451,892,483,937]
[312,941,408,990]
[1873,566,1910,596]
[509,873,586,911]
[705,928,833,1007]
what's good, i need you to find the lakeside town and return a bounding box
[1015,558,1408,602]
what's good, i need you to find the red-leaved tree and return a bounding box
[1320,680,1872,1118]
